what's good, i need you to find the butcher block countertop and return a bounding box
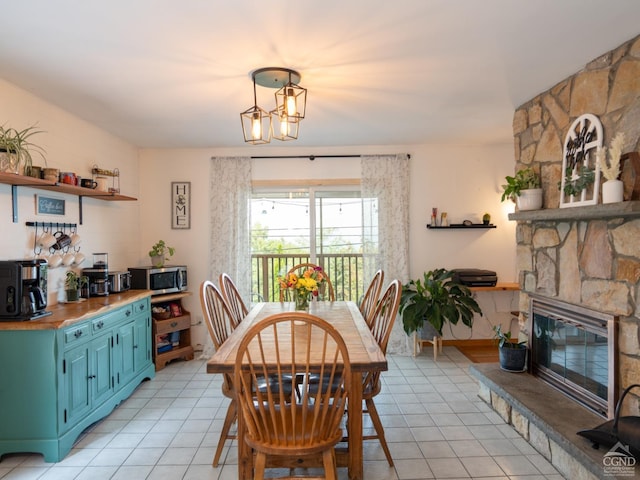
[0,290,153,331]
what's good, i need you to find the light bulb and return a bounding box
[251,112,261,140]
[280,114,289,136]
[286,88,297,116]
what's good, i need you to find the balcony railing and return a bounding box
[251,253,365,302]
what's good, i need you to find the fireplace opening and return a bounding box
[530,295,617,418]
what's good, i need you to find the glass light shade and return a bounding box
[275,82,306,120]
[240,105,272,144]
[270,106,299,141]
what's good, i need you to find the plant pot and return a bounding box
[602,179,624,204]
[150,255,164,268]
[499,345,527,372]
[516,188,543,211]
[66,289,80,302]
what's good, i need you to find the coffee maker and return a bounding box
[0,259,50,320]
[83,253,109,297]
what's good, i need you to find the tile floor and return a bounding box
[0,347,564,480]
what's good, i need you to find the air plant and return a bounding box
[597,132,625,181]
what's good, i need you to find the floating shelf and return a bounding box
[427,223,496,229]
[0,171,136,223]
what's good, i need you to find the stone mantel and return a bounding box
[508,201,640,222]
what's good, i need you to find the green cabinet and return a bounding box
[0,296,154,462]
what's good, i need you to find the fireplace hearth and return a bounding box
[530,295,618,418]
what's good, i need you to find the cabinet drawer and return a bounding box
[155,315,190,335]
[91,317,109,334]
[64,323,91,345]
[131,299,149,316]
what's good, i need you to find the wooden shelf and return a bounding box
[469,282,519,292]
[0,171,137,223]
[427,223,496,229]
[151,293,194,371]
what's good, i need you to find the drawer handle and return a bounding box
[88,375,96,379]
[138,305,145,312]
[96,321,104,329]
[170,321,178,328]
[126,310,132,317]
[74,330,83,338]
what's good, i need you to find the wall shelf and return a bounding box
[508,201,640,222]
[0,172,136,224]
[427,223,496,229]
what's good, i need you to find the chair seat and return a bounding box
[245,404,345,456]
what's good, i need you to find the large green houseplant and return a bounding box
[400,268,482,336]
[501,167,542,210]
[0,125,46,175]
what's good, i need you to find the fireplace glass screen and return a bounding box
[530,296,616,418]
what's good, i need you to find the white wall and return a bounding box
[139,143,518,348]
[0,80,140,304]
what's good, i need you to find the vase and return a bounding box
[602,179,624,204]
[150,255,165,267]
[516,188,543,211]
[293,290,310,311]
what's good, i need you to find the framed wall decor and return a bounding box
[35,194,66,216]
[171,182,191,229]
[559,113,602,208]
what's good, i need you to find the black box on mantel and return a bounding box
[451,269,497,287]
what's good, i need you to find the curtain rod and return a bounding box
[250,154,410,160]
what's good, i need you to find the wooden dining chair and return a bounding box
[219,272,248,327]
[200,280,239,467]
[279,263,335,301]
[360,279,401,466]
[234,312,351,480]
[359,269,384,326]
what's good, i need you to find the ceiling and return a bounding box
[1,1,640,149]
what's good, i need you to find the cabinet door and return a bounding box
[63,344,91,428]
[134,314,151,373]
[91,334,113,407]
[114,320,136,388]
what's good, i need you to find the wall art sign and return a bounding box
[560,113,602,208]
[35,194,66,216]
[171,182,190,229]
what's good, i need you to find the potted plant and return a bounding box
[0,125,46,175]
[596,132,625,204]
[65,271,88,302]
[501,167,543,211]
[493,324,527,372]
[400,268,482,339]
[482,212,491,225]
[149,240,175,267]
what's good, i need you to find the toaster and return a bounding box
[108,271,131,293]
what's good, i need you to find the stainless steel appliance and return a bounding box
[0,259,50,320]
[108,271,131,293]
[129,265,187,295]
[82,252,109,297]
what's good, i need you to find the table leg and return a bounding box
[347,373,363,480]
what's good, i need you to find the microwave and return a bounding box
[129,265,188,295]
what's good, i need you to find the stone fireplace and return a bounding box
[511,33,640,417]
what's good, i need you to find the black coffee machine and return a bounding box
[83,253,109,297]
[0,259,50,320]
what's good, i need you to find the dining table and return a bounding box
[206,300,388,480]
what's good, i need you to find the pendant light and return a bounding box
[240,67,306,144]
[240,75,272,145]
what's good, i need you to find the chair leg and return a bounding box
[212,398,237,467]
[322,449,338,480]
[365,397,394,466]
[254,451,267,480]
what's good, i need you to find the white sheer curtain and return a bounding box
[362,153,411,355]
[202,156,252,357]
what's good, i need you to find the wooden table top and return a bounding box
[206,301,388,374]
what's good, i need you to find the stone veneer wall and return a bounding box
[512,34,640,415]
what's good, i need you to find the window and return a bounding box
[250,186,376,302]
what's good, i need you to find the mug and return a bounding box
[43,168,59,183]
[48,253,63,268]
[37,231,57,250]
[60,172,77,185]
[53,232,72,250]
[95,176,109,192]
[73,252,86,266]
[70,233,81,247]
[80,179,98,189]
[62,252,75,266]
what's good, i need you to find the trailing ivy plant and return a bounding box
[399,268,482,336]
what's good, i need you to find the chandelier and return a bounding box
[240,67,307,144]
